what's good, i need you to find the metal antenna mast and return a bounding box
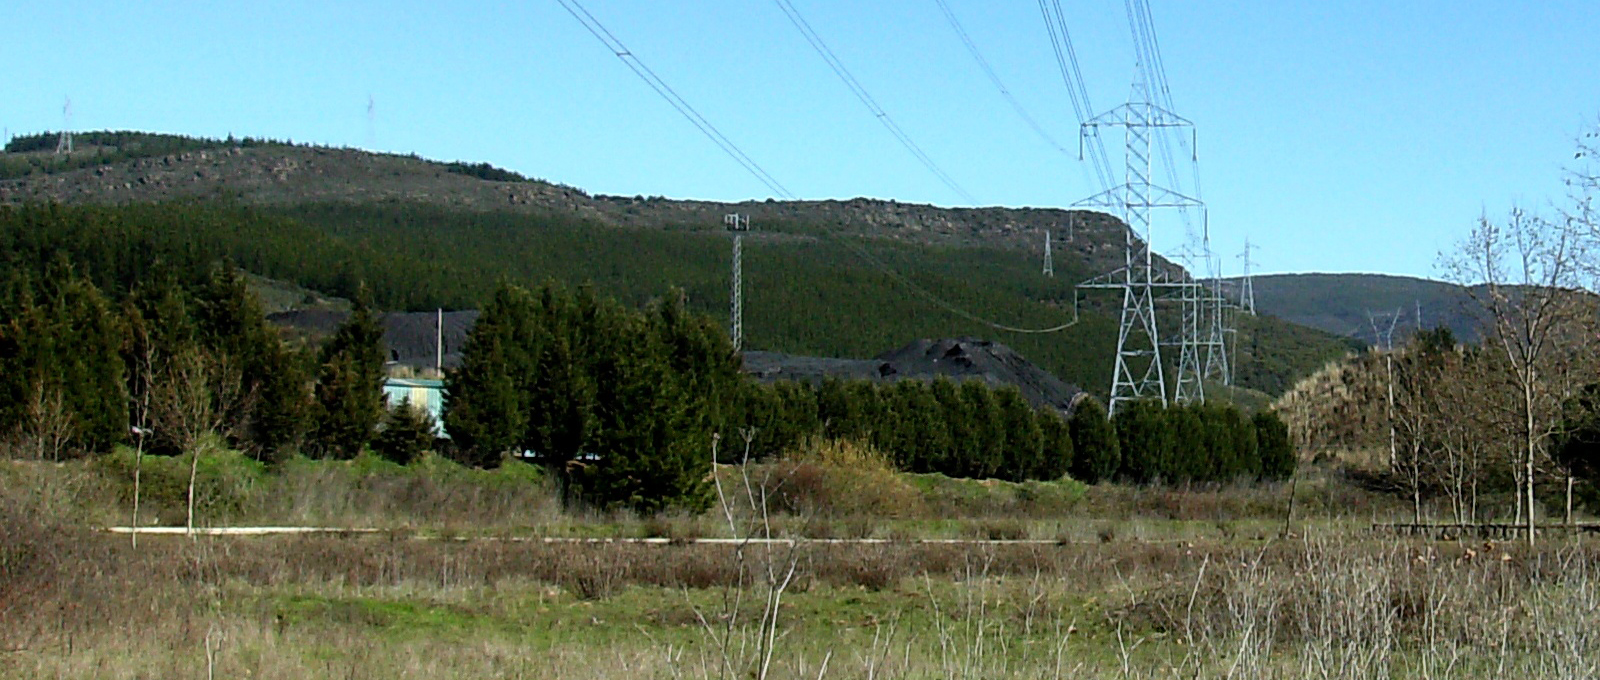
[1074,72,1201,415]
[55,97,72,154]
[1238,237,1258,315]
[725,213,751,351]
[1043,229,1055,277]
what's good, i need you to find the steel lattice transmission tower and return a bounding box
[724,213,751,351]
[1238,237,1258,315]
[55,98,72,155]
[1042,229,1055,277]
[1074,75,1201,415]
[1201,248,1232,387]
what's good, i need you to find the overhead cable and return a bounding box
[770,0,978,205]
[932,0,1071,157]
[556,0,796,199]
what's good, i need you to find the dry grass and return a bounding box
[9,521,1600,678]
[9,447,1593,678]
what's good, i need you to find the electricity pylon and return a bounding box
[724,213,750,351]
[1238,237,1258,315]
[1074,73,1201,415]
[55,98,72,154]
[1043,229,1055,277]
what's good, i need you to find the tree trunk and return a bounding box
[1566,474,1574,528]
[187,446,201,537]
[132,436,144,549]
[1514,465,1524,526]
[1526,381,1537,546]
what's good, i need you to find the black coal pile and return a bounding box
[267,310,479,369]
[745,337,1083,411]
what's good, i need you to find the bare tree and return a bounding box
[16,380,75,462]
[1442,208,1592,544]
[150,347,243,534]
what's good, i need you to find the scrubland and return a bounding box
[4,449,1596,679]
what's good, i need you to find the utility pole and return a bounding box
[435,308,443,373]
[724,213,750,351]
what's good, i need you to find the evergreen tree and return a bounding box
[192,262,279,445]
[1166,404,1206,483]
[770,380,819,456]
[1036,407,1074,480]
[1254,410,1295,481]
[311,288,385,458]
[374,398,438,465]
[931,377,971,476]
[845,380,886,446]
[1115,399,1174,484]
[996,386,1043,481]
[575,308,712,513]
[0,262,127,455]
[815,378,857,440]
[1217,404,1259,481]
[887,380,949,472]
[1069,398,1119,483]
[523,286,596,467]
[443,283,536,464]
[960,380,1006,478]
[445,334,525,467]
[249,344,312,461]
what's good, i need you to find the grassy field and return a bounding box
[6,451,1595,679]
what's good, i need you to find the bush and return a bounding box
[95,438,267,523]
[758,437,923,519]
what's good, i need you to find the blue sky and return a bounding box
[3,1,1597,279]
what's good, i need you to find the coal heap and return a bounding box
[745,337,1083,412]
[267,310,479,369]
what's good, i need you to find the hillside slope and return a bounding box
[0,132,1354,399]
[1224,273,1478,344]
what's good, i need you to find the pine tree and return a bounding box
[443,283,536,464]
[374,398,438,465]
[311,288,385,459]
[576,310,711,513]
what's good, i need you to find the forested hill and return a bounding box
[0,131,1355,400]
[0,131,1149,275]
[1221,273,1479,344]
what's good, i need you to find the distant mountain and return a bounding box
[1221,273,1479,345]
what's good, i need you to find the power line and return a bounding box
[558,0,1071,335]
[932,0,1070,156]
[556,0,795,199]
[1037,0,1115,193]
[770,0,977,204]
